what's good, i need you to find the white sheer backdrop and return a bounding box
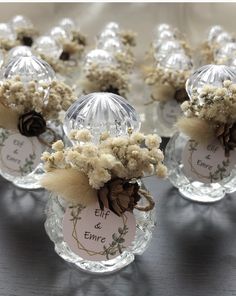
[1,2,236,60]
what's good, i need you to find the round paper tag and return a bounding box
[157,99,182,128]
[0,128,43,177]
[182,139,236,183]
[63,202,136,261]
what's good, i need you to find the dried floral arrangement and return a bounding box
[197,42,216,65]
[60,31,87,60]
[0,76,75,138]
[115,50,135,72]
[41,129,167,216]
[144,65,190,103]
[81,63,130,97]
[38,32,87,74]
[119,30,137,47]
[16,27,39,47]
[0,38,19,51]
[178,80,236,156]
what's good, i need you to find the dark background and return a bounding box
[0,173,235,296]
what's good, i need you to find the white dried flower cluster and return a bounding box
[145,65,190,91]
[199,42,215,64]
[42,129,167,189]
[16,27,39,43]
[119,30,137,47]
[0,76,76,120]
[83,63,130,97]
[0,38,19,50]
[181,80,236,124]
[115,51,135,72]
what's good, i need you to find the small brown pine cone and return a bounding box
[174,88,189,103]
[98,178,141,216]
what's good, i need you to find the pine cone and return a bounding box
[215,123,236,157]
[98,178,141,216]
[174,88,189,103]
[18,111,46,137]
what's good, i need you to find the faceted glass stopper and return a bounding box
[33,36,63,59]
[152,30,176,49]
[154,40,183,61]
[215,32,233,45]
[7,46,33,63]
[104,22,120,33]
[186,64,236,101]
[155,23,172,33]
[4,55,55,85]
[0,23,16,41]
[63,92,141,142]
[0,50,4,69]
[97,29,118,43]
[84,49,116,69]
[160,52,192,71]
[49,26,72,43]
[215,42,236,60]
[98,38,123,53]
[58,18,77,34]
[10,15,33,30]
[207,25,224,43]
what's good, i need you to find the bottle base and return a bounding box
[178,183,226,204]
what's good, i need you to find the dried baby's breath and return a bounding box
[0,76,75,120]
[43,130,167,189]
[181,81,236,124]
[145,65,190,90]
[82,63,130,97]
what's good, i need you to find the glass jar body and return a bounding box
[44,190,156,274]
[165,132,236,203]
[0,121,65,190]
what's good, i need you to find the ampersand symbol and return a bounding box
[94,222,102,229]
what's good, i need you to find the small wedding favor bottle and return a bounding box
[165,64,236,203]
[42,92,167,273]
[10,15,38,47]
[78,22,136,99]
[0,55,75,189]
[144,51,193,137]
[33,19,87,87]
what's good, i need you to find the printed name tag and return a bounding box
[63,202,136,261]
[182,139,236,183]
[0,128,43,177]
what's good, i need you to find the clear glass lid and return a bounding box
[58,18,77,34]
[84,49,116,68]
[63,92,141,142]
[207,25,224,43]
[7,46,33,62]
[154,40,183,60]
[97,29,118,44]
[186,64,236,100]
[214,42,236,59]
[49,26,73,43]
[0,23,16,41]
[154,23,172,35]
[103,22,120,33]
[160,52,193,71]
[215,32,234,45]
[97,38,123,54]
[10,15,33,30]
[33,36,63,59]
[3,55,55,85]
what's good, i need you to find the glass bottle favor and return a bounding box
[0,55,75,189]
[43,92,166,274]
[165,64,236,203]
[144,51,193,137]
